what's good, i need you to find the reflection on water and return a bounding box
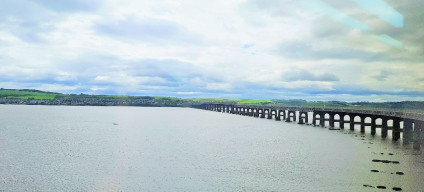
[0,105,423,191]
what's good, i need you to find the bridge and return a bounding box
[196,104,424,147]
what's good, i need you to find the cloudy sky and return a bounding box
[0,0,423,101]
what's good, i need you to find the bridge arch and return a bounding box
[353,115,362,130]
[387,119,394,127]
[299,112,308,124]
[264,109,270,118]
[342,114,350,129]
[343,114,351,121]
[286,111,296,122]
[334,114,341,127]
[364,117,372,124]
[353,115,361,122]
[324,113,330,119]
[270,109,277,119]
[252,108,259,117]
[375,118,382,126]
[313,113,321,126]
[259,108,265,118]
[323,113,331,127]
[363,116,372,133]
[334,114,341,120]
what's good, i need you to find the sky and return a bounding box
[0,0,423,101]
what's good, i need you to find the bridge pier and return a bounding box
[413,120,423,150]
[320,114,325,127]
[279,110,286,121]
[360,115,365,133]
[381,118,388,138]
[403,119,414,144]
[268,109,274,119]
[349,115,354,131]
[276,109,281,120]
[339,113,345,129]
[263,109,269,118]
[329,113,335,127]
[340,121,345,129]
[392,118,401,141]
[371,117,376,135]
[275,109,281,121]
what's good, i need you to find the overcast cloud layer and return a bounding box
[0,0,423,101]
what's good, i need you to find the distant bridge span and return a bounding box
[196,104,424,145]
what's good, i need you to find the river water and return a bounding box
[0,105,423,191]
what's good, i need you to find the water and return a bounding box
[0,105,423,191]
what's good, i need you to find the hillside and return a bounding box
[0,89,423,113]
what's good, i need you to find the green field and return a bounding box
[0,89,57,100]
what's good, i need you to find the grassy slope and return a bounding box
[0,89,57,100]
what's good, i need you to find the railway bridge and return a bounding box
[197,104,424,147]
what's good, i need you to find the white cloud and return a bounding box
[0,0,422,101]
[206,83,232,91]
[94,75,110,81]
[90,86,108,91]
[37,84,79,92]
[176,91,201,95]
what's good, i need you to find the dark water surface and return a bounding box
[0,105,423,191]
